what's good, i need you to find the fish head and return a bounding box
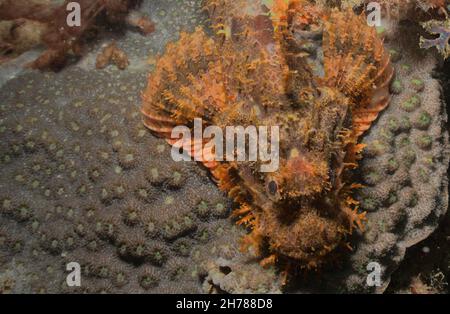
[264,151,330,202]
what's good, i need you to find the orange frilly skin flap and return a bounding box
[322,9,394,139]
[141,27,229,169]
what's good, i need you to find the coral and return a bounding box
[336,1,449,59]
[140,0,447,293]
[292,19,448,293]
[420,18,450,59]
[0,63,242,292]
[0,0,448,295]
[0,0,251,293]
[142,0,393,270]
[200,235,283,294]
[96,41,130,70]
[138,267,160,290]
[338,0,447,16]
[386,203,450,294]
[0,0,154,69]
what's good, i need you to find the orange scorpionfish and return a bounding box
[141,0,394,270]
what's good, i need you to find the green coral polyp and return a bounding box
[144,220,158,237]
[366,140,388,157]
[410,78,425,92]
[14,205,32,221]
[360,197,377,212]
[400,64,412,74]
[113,271,128,287]
[417,134,432,150]
[213,202,228,218]
[386,158,399,174]
[402,148,417,165]
[397,135,411,148]
[364,171,382,186]
[414,111,432,130]
[148,246,167,266]
[401,95,421,112]
[195,200,209,218]
[139,273,159,290]
[390,79,403,94]
[379,128,395,143]
[389,49,402,63]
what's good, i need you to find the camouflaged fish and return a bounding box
[141,0,394,270]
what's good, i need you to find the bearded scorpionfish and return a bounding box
[141,0,394,270]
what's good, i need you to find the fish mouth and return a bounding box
[261,206,344,263]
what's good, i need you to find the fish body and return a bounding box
[142,0,393,269]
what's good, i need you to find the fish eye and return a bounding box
[268,180,278,195]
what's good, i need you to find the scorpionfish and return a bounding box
[141,0,394,270]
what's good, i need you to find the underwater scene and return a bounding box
[0,0,449,295]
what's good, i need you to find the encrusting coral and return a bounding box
[142,0,394,271]
[280,5,448,292]
[0,65,243,293]
[344,25,449,293]
[420,17,450,59]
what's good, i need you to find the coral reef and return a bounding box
[286,17,449,293]
[342,44,447,292]
[382,59,450,295]
[149,0,446,293]
[0,0,267,294]
[0,0,448,294]
[142,0,393,270]
[0,65,238,293]
[420,18,450,59]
